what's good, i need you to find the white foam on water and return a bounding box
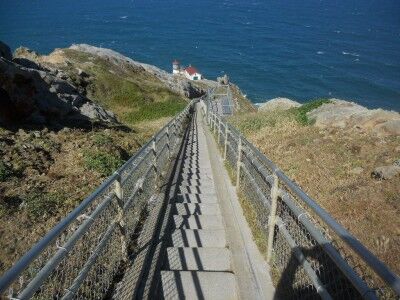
[120,16,128,19]
[317,51,325,55]
[342,51,360,57]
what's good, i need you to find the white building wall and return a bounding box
[185,72,202,80]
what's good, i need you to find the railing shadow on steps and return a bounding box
[0,100,196,299]
[200,99,400,300]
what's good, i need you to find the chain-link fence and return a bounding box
[0,101,195,300]
[202,100,400,300]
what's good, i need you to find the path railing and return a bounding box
[0,101,195,300]
[202,100,400,300]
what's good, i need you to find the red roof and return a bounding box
[185,66,199,75]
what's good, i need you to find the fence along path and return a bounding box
[1,98,400,299]
[204,99,400,299]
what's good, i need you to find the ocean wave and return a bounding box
[120,16,128,19]
[334,30,341,34]
[317,51,325,55]
[342,51,360,57]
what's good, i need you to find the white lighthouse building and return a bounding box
[172,60,180,74]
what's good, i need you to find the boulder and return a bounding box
[259,98,301,112]
[307,99,400,136]
[79,102,117,123]
[217,74,230,85]
[0,41,12,61]
[374,119,400,136]
[371,165,400,180]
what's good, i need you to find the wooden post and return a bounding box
[115,172,128,262]
[266,173,279,263]
[224,124,228,160]
[236,137,242,187]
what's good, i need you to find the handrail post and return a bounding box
[166,126,171,161]
[213,115,217,134]
[171,119,176,151]
[224,124,228,160]
[266,172,279,263]
[115,172,128,262]
[152,139,158,180]
[217,118,221,144]
[236,136,242,187]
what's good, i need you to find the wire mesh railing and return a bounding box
[0,101,195,300]
[201,100,400,300]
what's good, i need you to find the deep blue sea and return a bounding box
[1,0,399,110]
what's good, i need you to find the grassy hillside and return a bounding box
[229,101,400,275]
[56,49,187,136]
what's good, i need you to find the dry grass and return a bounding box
[230,109,400,275]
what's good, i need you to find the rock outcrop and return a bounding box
[0,41,12,61]
[372,161,400,180]
[307,99,400,136]
[259,98,301,112]
[0,42,117,127]
[217,74,230,85]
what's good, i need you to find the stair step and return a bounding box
[179,185,215,195]
[171,229,227,247]
[174,193,218,204]
[179,178,214,186]
[182,166,212,171]
[161,271,238,300]
[173,203,221,216]
[180,173,212,181]
[173,215,224,230]
[181,172,213,177]
[179,181,215,189]
[166,247,232,271]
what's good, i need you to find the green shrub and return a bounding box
[292,99,331,126]
[25,192,65,219]
[83,151,124,176]
[93,133,113,146]
[0,162,13,181]
[125,98,186,124]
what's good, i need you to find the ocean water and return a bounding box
[1,0,399,111]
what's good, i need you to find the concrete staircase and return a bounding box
[160,115,238,299]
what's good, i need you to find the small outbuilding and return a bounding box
[172,60,202,81]
[184,66,202,81]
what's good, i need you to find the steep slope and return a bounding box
[0,43,193,275]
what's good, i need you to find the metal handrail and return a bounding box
[0,100,195,296]
[204,102,400,297]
